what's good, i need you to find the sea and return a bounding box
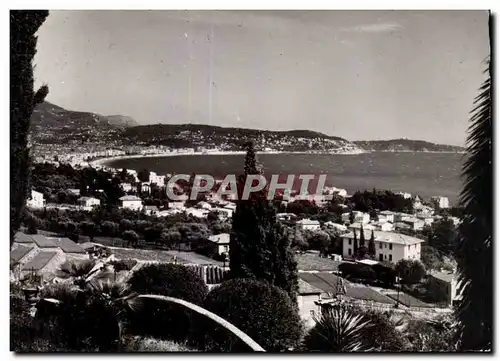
[105,152,465,205]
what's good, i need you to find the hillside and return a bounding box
[30,102,137,144]
[354,139,465,153]
[120,123,359,153]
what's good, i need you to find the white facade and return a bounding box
[341,230,424,264]
[78,197,101,208]
[120,195,143,211]
[324,222,347,233]
[431,196,450,209]
[297,219,321,231]
[403,217,425,231]
[378,211,395,223]
[149,172,166,187]
[372,222,394,232]
[208,233,230,255]
[397,192,412,199]
[27,190,45,209]
[348,222,375,231]
[354,212,370,224]
[120,183,133,192]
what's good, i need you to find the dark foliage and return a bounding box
[127,263,208,341]
[455,57,492,351]
[10,10,49,247]
[350,189,413,214]
[193,279,302,352]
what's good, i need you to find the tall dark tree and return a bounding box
[359,225,365,247]
[353,230,358,254]
[455,57,492,351]
[368,230,376,257]
[10,11,49,248]
[230,141,298,301]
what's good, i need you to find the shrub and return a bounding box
[193,278,302,352]
[124,336,197,352]
[127,264,208,341]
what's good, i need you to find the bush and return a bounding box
[193,278,302,352]
[127,264,208,341]
[124,336,197,352]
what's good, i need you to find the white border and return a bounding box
[2,2,498,360]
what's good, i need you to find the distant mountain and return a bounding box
[31,102,137,129]
[120,123,360,153]
[106,115,140,128]
[354,139,465,153]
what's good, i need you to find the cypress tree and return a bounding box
[359,224,365,247]
[230,141,298,301]
[10,11,49,248]
[368,230,376,257]
[353,230,358,254]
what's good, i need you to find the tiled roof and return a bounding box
[208,233,230,244]
[10,246,33,264]
[342,230,424,246]
[30,235,57,248]
[298,278,322,295]
[22,252,57,271]
[14,233,35,244]
[51,237,86,254]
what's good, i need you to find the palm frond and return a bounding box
[136,294,266,352]
[455,57,492,351]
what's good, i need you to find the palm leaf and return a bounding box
[136,294,265,352]
[455,56,492,351]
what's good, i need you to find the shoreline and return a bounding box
[89,149,366,168]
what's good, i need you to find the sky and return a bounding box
[34,10,490,146]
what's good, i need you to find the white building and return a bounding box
[348,222,375,231]
[119,195,143,211]
[428,270,463,307]
[324,222,348,233]
[297,278,322,330]
[396,192,412,199]
[403,217,425,231]
[297,219,321,231]
[168,201,186,210]
[143,205,159,216]
[27,190,45,209]
[341,230,425,264]
[353,211,370,224]
[431,196,450,209]
[208,233,230,255]
[120,183,133,192]
[378,210,395,223]
[371,221,394,232]
[185,207,209,219]
[78,196,101,209]
[149,172,165,187]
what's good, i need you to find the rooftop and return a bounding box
[14,232,35,244]
[50,237,86,254]
[120,195,142,201]
[30,234,57,248]
[208,233,230,244]
[22,252,57,271]
[342,230,425,246]
[298,278,322,295]
[429,271,457,283]
[296,253,341,272]
[10,246,33,264]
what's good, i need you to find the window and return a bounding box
[389,244,393,250]
[348,248,352,256]
[384,254,387,260]
[349,239,352,245]
[379,243,383,249]
[408,245,411,251]
[384,244,387,249]
[379,254,383,261]
[389,254,392,261]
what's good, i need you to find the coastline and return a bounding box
[89,149,366,168]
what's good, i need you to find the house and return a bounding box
[67,189,81,196]
[197,201,212,210]
[353,212,370,224]
[378,210,395,223]
[394,212,412,223]
[149,171,165,187]
[78,196,101,209]
[396,192,412,199]
[185,207,209,219]
[20,251,66,281]
[324,222,347,233]
[348,222,375,232]
[371,221,394,232]
[403,217,425,231]
[417,215,434,226]
[297,219,321,231]
[141,182,151,193]
[413,195,423,209]
[207,233,230,255]
[427,271,463,307]
[168,201,186,210]
[26,190,45,209]
[50,237,88,259]
[341,231,425,264]
[431,196,450,209]
[394,222,411,231]
[119,195,143,211]
[341,212,351,224]
[143,205,160,216]
[120,183,133,192]
[277,213,298,222]
[158,209,183,217]
[212,207,233,220]
[297,278,322,330]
